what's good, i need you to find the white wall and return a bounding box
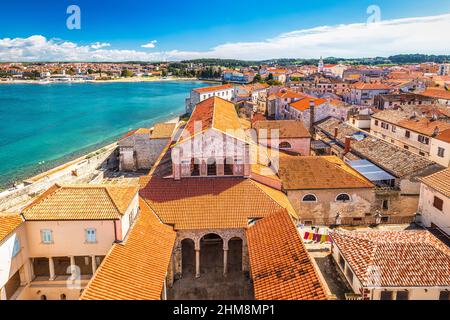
[430,138,450,167]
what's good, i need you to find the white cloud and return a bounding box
[141,40,157,49]
[90,42,111,49]
[0,14,449,62]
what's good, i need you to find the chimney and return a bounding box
[344,136,352,155]
[334,127,339,139]
[309,99,315,135]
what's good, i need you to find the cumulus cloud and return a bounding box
[141,40,157,49]
[0,14,449,62]
[90,42,111,49]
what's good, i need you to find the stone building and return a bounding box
[118,122,176,171]
[275,154,375,225]
[316,117,444,221]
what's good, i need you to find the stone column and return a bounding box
[49,257,55,281]
[223,249,229,277]
[195,249,200,278]
[91,256,97,275]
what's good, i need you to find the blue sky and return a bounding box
[0,0,449,61]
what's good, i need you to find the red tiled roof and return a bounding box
[352,82,392,90]
[80,198,176,300]
[331,230,450,287]
[139,177,296,230]
[289,98,327,112]
[247,210,327,300]
[420,167,450,198]
[0,214,23,243]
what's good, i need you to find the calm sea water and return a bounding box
[0,81,212,189]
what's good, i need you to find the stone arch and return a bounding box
[279,141,292,149]
[200,233,223,275]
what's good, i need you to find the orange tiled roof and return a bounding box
[289,98,327,112]
[80,198,176,300]
[253,120,311,138]
[436,128,450,143]
[139,177,297,230]
[247,210,327,300]
[22,184,138,221]
[277,155,374,190]
[331,230,450,287]
[275,90,307,100]
[397,118,450,137]
[420,88,450,100]
[0,214,23,242]
[177,96,245,143]
[420,167,450,197]
[352,82,392,90]
[193,83,234,93]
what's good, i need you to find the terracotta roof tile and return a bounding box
[420,168,450,197]
[0,214,23,243]
[247,210,327,300]
[289,98,327,112]
[139,177,296,230]
[193,83,234,93]
[151,123,176,139]
[22,184,138,221]
[331,230,450,287]
[436,128,450,143]
[81,198,176,300]
[253,120,311,139]
[277,155,374,190]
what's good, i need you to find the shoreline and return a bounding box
[0,113,181,192]
[0,76,222,85]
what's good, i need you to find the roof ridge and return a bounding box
[22,183,60,213]
[248,179,285,211]
[103,187,123,216]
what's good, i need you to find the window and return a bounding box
[381,122,389,130]
[12,237,21,257]
[419,151,425,156]
[439,291,450,300]
[382,199,389,210]
[374,120,379,126]
[41,229,53,244]
[405,130,410,138]
[85,229,97,243]
[278,141,292,149]
[380,291,393,300]
[336,194,351,202]
[404,145,409,150]
[391,125,396,133]
[396,291,409,300]
[433,196,444,211]
[302,194,317,202]
[418,135,429,144]
[438,147,445,158]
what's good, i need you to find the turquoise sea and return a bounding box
[0,81,213,189]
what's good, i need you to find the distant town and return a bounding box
[1,53,450,302]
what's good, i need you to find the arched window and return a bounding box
[40,295,47,300]
[336,193,351,202]
[279,141,292,149]
[60,294,67,300]
[302,194,317,202]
